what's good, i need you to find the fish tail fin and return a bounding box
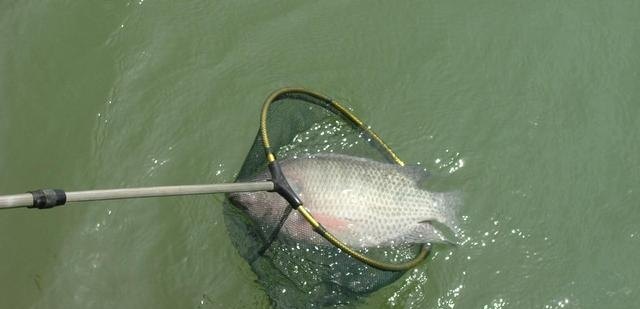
[433,190,462,229]
[419,190,463,245]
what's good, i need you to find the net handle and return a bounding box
[260,87,430,272]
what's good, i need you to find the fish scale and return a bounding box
[229,153,460,248]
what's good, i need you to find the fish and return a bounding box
[229,153,460,248]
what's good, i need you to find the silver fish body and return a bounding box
[229,153,460,248]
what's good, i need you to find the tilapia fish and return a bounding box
[229,153,460,248]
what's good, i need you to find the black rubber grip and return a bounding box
[268,161,302,208]
[28,189,67,209]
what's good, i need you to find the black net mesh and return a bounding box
[223,91,428,307]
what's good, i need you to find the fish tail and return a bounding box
[424,190,462,243]
[435,191,462,227]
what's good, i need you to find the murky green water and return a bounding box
[2,1,639,308]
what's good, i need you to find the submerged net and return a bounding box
[223,89,429,307]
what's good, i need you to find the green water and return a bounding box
[1,1,639,308]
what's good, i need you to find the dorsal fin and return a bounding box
[398,164,430,184]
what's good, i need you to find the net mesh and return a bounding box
[223,91,428,307]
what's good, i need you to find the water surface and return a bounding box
[1,1,639,308]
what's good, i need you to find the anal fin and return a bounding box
[404,220,459,246]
